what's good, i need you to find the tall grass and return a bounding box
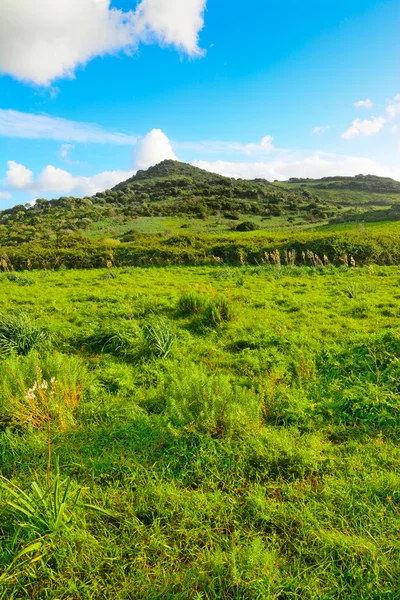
[0,313,49,356]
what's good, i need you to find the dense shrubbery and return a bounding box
[1,227,400,271]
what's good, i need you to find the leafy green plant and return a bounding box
[79,328,137,355]
[141,318,176,358]
[0,313,49,356]
[343,284,357,298]
[1,458,116,539]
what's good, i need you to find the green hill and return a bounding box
[1,161,400,247]
[0,160,333,245]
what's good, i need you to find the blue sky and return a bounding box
[0,0,399,209]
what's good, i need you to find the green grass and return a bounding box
[0,264,399,598]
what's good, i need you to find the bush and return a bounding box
[0,351,91,431]
[176,291,207,316]
[0,313,49,356]
[236,221,256,232]
[203,296,235,328]
[164,363,261,437]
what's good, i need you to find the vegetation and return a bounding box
[3,161,400,250]
[0,162,399,596]
[0,263,399,598]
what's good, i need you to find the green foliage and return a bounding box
[164,363,261,437]
[0,313,49,356]
[141,318,176,358]
[176,290,207,316]
[202,295,235,327]
[236,220,257,231]
[1,459,84,538]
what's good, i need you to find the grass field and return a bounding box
[1,264,399,598]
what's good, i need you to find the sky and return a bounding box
[0,0,399,209]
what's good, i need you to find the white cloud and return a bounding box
[312,126,329,135]
[354,98,374,109]
[341,116,386,140]
[5,161,34,188]
[0,191,12,200]
[0,109,138,144]
[60,143,74,158]
[193,154,400,181]
[174,135,275,156]
[4,161,134,197]
[0,0,207,86]
[230,135,274,154]
[135,128,178,169]
[386,94,400,120]
[134,0,206,56]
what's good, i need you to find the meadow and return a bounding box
[0,263,399,599]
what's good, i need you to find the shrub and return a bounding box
[164,363,261,437]
[0,352,91,432]
[0,313,49,356]
[236,221,256,232]
[202,296,235,328]
[176,291,207,316]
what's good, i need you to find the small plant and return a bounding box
[141,318,176,358]
[1,457,115,539]
[0,313,49,356]
[165,363,261,437]
[343,285,357,299]
[80,328,136,355]
[176,291,207,316]
[203,296,235,328]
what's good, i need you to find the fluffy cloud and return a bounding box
[341,117,386,140]
[193,154,400,181]
[134,0,206,56]
[312,126,329,135]
[0,109,138,144]
[3,160,134,197]
[5,161,34,188]
[0,0,207,86]
[354,98,374,109]
[134,128,178,169]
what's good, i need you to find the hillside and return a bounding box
[1,161,400,247]
[0,161,335,245]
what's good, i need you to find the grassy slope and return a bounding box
[3,161,400,246]
[1,264,399,598]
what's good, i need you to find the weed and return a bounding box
[343,284,358,298]
[202,296,235,327]
[176,291,207,316]
[165,363,261,437]
[141,318,176,358]
[0,313,49,356]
